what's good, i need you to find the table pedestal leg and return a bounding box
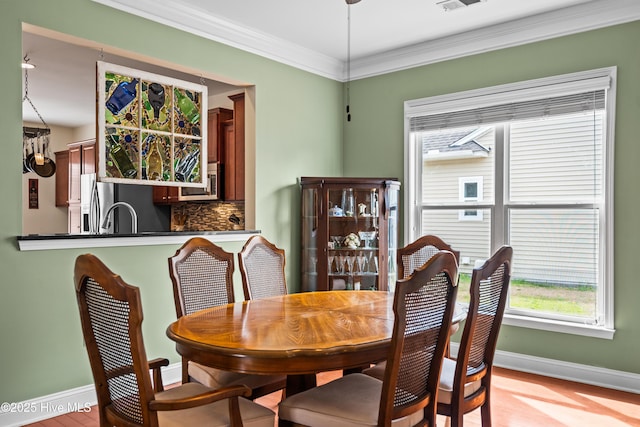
[285,374,317,396]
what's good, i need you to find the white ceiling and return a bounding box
[22,0,640,127]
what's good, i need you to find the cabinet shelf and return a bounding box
[329,247,378,251]
[328,272,379,277]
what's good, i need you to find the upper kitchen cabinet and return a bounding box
[66,139,95,233]
[225,93,245,201]
[54,150,69,207]
[208,107,233,164]
[67,139,95,205]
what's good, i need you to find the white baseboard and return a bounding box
[450,343,640,394]
[0,363,182,427]
[2,352,639,426]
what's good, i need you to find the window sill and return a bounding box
[503,314,615,339]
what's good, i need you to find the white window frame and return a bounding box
[458,176,483,221]
[404,67,616,339]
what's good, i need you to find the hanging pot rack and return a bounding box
[22,55,50,136]
[22,55,56,177]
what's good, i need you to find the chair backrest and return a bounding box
[74,254,158,427]
[454,246,512,398]
[379,251,459,426]
[238,235,287,300]
[398,235,461,280]
[168,237,235,318]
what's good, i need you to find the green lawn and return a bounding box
[457,274,596,318]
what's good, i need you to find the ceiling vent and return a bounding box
[437,0,486,12]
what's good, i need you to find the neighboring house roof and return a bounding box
[422,127,491,161]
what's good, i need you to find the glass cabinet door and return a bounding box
[327,186,382,291]
[301,184,320,292]
[386,183,400,292]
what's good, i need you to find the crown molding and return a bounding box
[92,0,640,82]
[351,0,640,80]
[90,0,343,79]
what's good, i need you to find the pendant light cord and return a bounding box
[346,2,352,122]
[22,64,50,131]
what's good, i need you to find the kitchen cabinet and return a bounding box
[300,177,401,292]
[225,93,244,201]
[68,204,81,234]
[151,93,244,205]
[208,107,233,164]
[68,139,95,205]
[67,139,95,233]
[54,150,69,207]
[152,186,179,204]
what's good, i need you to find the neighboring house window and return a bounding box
[458,176,483,221]
[404,67,616,339]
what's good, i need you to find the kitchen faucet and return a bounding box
[101,202,138,234]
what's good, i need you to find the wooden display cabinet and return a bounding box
[300,177,400,292]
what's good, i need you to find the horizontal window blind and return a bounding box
[410,90,605,132]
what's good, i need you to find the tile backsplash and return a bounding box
[171,201,245,231]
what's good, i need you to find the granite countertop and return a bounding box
[16,230,261,251]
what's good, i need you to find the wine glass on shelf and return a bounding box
[367,252,378,274]
[338,254,347,274]
[358,231,377,249]
[356,253,367,274]
[327,252,335,274]
[346,255,356,277]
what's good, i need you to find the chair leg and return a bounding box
[181,357,190,384]
[450,413,463,427]
[480,401,491,427]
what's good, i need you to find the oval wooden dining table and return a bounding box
[166,290,466,396]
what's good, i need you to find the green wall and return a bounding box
[0,0,342,402]
[345,22,640,374]
[1,0,639,406]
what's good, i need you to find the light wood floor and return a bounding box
[25,367,640,427]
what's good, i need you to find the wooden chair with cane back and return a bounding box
[363,234,462,380]
[168,237,286,399]
[74,253,275,427]
[278,251,459,427]
[398,234,461,280]
[437,245,512,427]
[237,235,288,300]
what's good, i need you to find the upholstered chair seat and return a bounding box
[155,382,275,427]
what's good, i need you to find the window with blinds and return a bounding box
[404,67,616,338]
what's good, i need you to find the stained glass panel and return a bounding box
[141,80,171,132]
[97,61,207,187]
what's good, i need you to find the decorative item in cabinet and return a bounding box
[300,177,400,292]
